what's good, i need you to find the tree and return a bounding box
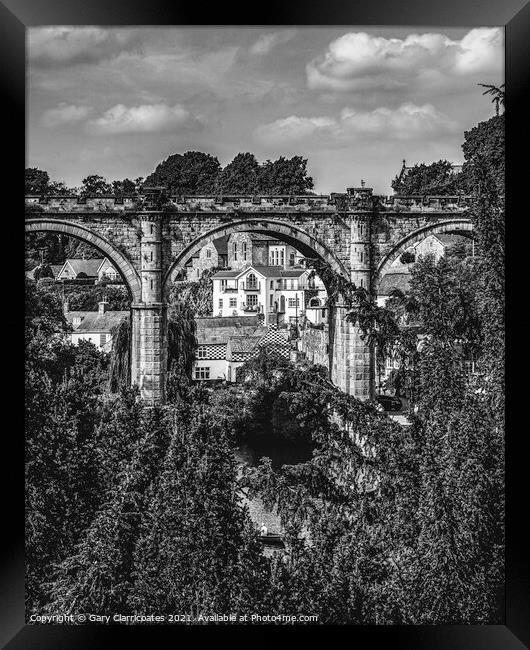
[131,411,269,616]
[461,115,504,194]
[478,83,505,116]
[218,153,261,194]
[399,251,415,265]
[80,174,112,195]
[25,168,50,195]
[145,151,221,194]
[111,178,138,196]
[391,160,462,195]
[258,156,314,194]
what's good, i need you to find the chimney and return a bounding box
[98,301,108,315]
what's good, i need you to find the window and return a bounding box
[281,250,285,266]
[233,243,238,261]
[270,294,274,307]
[229,297,237,308]
[270,280,274,289]
[195,366,211,380]
[150,251,153,261]
[289,252,295,266]
[206,248,212,259]
[247,294,258,307]
[360,251,363,262]
[197,346,208,359]
[242,242,247,260]
[288,297,300,308]
[219,299,223,309]
[247,273,257,289]
[221,279,227,290]
[100,333,107,346]
[290,279,295,289]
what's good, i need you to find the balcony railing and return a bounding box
[242,283,260,291]
[222,287,238,293]
[241,303,260,312]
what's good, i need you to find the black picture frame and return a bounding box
[7,0,528,646]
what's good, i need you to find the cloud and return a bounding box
[255,115,337,144]
[307,28,503,93]
[250,29,297,55]
[41,103,93,127]
[339,103,456,139]
[28,27,143,68]
[255,103,456,144]
[87,103,198,135]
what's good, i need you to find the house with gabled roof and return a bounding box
[65,301,128,351]
[212,264,326,327]
[56,257,121,283]
[192,315,291,382]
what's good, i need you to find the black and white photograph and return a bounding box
[21,12,511,634]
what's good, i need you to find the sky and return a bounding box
[27,26,504,195]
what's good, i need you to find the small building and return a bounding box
[376,272,411,307]
[194,315,265,381]
[412,233,471,262]
[186,236,229,280]
[192,316,291,382]
[26,263,64,281]
[65,301,128,351]
[56,257,120,283]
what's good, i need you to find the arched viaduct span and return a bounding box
[25,188,473,404]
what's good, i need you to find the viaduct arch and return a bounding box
[375,218,474,284]
[25,219,142,302]
[25,190,474,404]
[163,218,350,296]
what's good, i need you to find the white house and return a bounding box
[211,265,327,327]
[65,301,128,351]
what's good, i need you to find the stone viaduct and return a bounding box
[25,187,474,404]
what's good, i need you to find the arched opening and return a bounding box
[163,219,344,393]
[25,219,142,393]
[163,218,349,295]
[25,219,141,302]
[374,219,475,399]
[375,219,474,286]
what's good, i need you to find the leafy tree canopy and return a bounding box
[218,152,260,194]
[81,175,112,195]
[259,155,314,194]
[145,151,222,195]
[25,168,50,195]
[391,160,463,195]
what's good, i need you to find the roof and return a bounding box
[66,310,128,332]
[195,315,266,344]
[227,335,263,354]
[212,236,229,255]
[62,258,105,277]
[228,232,278,243]
[212,265,307,280]
[378,273,411,296]
[50,264,63,277]
[432,233,468,246]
